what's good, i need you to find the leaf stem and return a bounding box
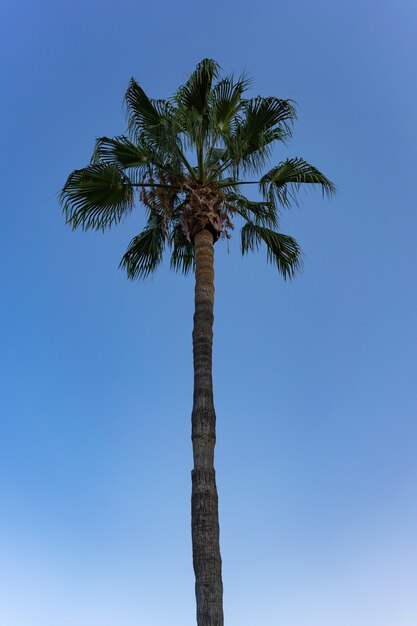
[218,180,260,188]
[131,183,181,189]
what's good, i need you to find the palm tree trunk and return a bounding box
[191,228,224,626]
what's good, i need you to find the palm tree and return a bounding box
[60,59,335,626]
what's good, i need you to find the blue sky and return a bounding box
[1,0,417,624]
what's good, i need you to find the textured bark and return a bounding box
[191,228,224,626]
[181,184,232,243]
[182,187,225,242]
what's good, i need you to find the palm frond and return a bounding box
[125,79,197,179]
[125,79,170,137]
[119,215,165,279]
[221,97,295,175]
[260,157,336,208]
[204,147,227,174]
[241,222,302,279]
[174,59,220,160]
[241,96,296,137]
[60,164,134,231]
[209,74,250,135]
[91,135,154,184]
[224,191,279,227]
[175,58,220,115]
[91,135,149,168]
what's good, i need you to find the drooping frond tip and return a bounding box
[119,215,165,279]
[241,222,303,280]
[60,164,134,231]
[260,158,335,208]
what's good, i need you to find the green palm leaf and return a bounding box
[125,79,196,178]
[240,96,296,138]
[125,79,169,137]
[260,157,336,208]
[92,135,149,168]
[175,59,220,177]
[119,215,165,279]
[209,75,250,135]
[225,191,279,228]
[228,97,296,169]
[175,58,220,116]
[241,222,302,279]
[60,164,134,231]
[205,147,227,174]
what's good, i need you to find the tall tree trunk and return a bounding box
[191,228,224,626]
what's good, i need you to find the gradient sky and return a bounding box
[1,1,417,625]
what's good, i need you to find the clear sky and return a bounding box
[1,1,417,625]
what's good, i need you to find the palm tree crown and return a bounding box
[60,58,334,280]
